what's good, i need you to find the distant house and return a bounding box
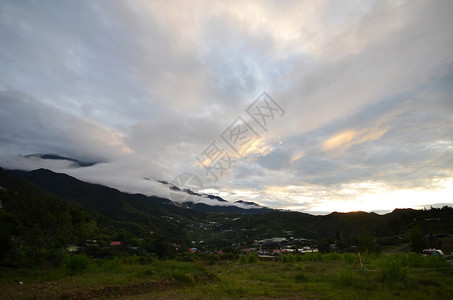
[298,247,319,254]
[260,237,287,246]
[85,239,99,247]
[110,241,122,247]
[67,245,80,253]
[172,243,180,251]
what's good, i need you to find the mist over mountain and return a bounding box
[10,168,274,216]
[3,167,452,244]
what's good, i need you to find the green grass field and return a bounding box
[1,253,452,299]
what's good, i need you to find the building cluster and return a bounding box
[239,237,319,257]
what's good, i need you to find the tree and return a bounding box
[0,229,11,261]
[141,238,174,259]
[318,239,330,253]
[409,228,426,252]
[358,226,378,253]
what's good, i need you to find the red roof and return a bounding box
[110,241,122,246]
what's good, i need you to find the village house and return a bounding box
[109,241,122,247]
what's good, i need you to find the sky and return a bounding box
[0,0,452,214]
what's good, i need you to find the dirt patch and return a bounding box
[0,277,209,300]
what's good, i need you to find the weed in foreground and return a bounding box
[374,255,409,283]
[64,254,90,275]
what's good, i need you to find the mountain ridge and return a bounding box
[3,168,453,244]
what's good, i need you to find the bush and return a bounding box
[294,254,303,262]
[281,254,296,263]
[343,252,356,264]
[391,252,423,268]
[47,248,65,267]
[220,252,238,260]
[64,254,90,275]
[239,252,258,264]
[393,252,447,269]
[137,255,154,265]
[171,272,195,286]
[176,252,195,262]
[325,252,341,261]
[101,257,121,273]
[248,252,259,263]
[239,255,247,264]
[424,255,448,268]
[0,230,11,261]
[301,253,323,262]
[374,256,409,283]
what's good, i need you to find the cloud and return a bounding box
[0,0,452,213]
[0,89,132,161]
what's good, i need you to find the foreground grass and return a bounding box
[0,253,452,299]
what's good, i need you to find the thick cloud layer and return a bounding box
[1,0,452,213]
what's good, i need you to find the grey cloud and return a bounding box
[0,89,129,162]
[0,0,452,211]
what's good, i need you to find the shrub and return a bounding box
[403,252,424,267]
[171,272,195,286]
[325,252,341,261]
[137,255,154,265]
[343,252,356,264]
[220,252,237,260]
[101,257,120,273]
[301,253,323,262]
[47,248,65,267]
[239,255,247,264]
[247,252,258,263]
[282,254,299,263]
[294,254,303,262]
[64,254,90,275]
[0,230,11,261]
[424,255,448,268]
[374,256,409,283]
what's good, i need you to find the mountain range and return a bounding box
[1,167,452,249]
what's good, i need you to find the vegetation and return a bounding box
[1,168,453,298]
[0,253,451,299]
